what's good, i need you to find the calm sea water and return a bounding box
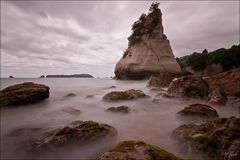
[1,78,239,159]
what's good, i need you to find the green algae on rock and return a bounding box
[0,82,49,107]
[102,89,147,102]
[172,117,240,160]
[30,120,117,151]
[97,140,183,160]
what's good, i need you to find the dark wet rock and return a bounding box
[0,82,49,107]
[177,103,219,118]
[102,89,147,102]
[86,95,94,98]
[103,86,117,89]
[30,120,117,150]
[106,106,131,114]
[40,75,45,78]
[147,72,173,88]
[9,76,14,78]
[167,75,209,99]
[61,107,81,115]
[97,140,183,160]
[109,86,116,89]
[172,117,240,160]
[65,93,76,97]
[205,68,240,97]
[208,88,228,105]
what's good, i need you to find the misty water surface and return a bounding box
[1,78,239,159]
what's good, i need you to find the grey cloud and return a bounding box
[1,1,239,77]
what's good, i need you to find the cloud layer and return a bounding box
[1,1,239,77]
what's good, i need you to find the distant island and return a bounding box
[46,74,94,78]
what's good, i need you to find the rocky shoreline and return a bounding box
[1,3,239,160]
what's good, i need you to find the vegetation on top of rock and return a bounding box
[97,140,183,160]
[128,2,162,47]
[0,82,49,107]
[172,117,240,160]
[176,44,240,72]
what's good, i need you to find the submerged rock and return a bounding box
[0,82,49,107]
[114,3,181,79]
[86,95,94,98]
[167,76,209,99]
[102,89,147,102]
[205,68,240,97]
[61,107,81,115]
[147,72,173,88]
[106,106,131,114]
[208,88,228,105]
[177,103,219,118]
[65,93,76,97]
[172,117,240,160]
[30,120,117,150]
[97,140,183,160]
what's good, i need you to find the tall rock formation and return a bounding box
[114,3,181,79]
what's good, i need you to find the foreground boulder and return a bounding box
[167,76,209,99]
[106,106,131,114]
[177,104,218,118]
[114,3,181,79]
[97,140,182,160]
[30,120,117,150]
[205,68,240,97]
[0,82,49,107]
[208,88,228,105]
[147,72,173,88]
[172,117,240,160]
[102,89,147,102]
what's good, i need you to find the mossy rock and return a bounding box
[102,89,147,102]
[177,103,219,118]
[97,140,183,160]
[167,75,209,99]
[30,120,117,151]
[172,117,240,160]
[0,82,49,107]
[106,106,131,114]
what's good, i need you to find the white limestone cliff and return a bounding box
[114,3,181,79]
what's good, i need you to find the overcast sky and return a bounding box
[1,1,239,77]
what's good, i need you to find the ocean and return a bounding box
[1,78,239,159]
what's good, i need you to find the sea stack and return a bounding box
[114,3,181,79]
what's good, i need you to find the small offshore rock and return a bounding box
[172,117,240,160]
[106,106,131,114]
[102,89,147,101]
[86,95,94,98]
[167,75,209,99]
[62,107,81,115]
[177,103,219,118]
[208,88,228,105]
[30,120,117,151]
[97,140,183,160]
[0,82,49,107]
[65,93,76,97]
